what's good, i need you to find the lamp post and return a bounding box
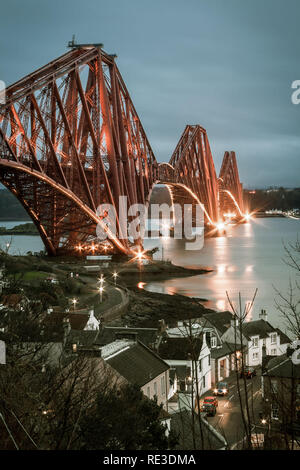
[112,272,118,286]
[72,298,77,311]
[99,286,104,303]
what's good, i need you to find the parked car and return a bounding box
[240,367,257,379]
[213,381,229,396]
[203,396,218,407]
[201,403,217,417]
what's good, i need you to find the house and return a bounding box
[101,339,170,408]
[158,333,211,397]
[200,310,233,337]
[210,341,242,386]
[96,325,159,350]
[221,310,291,367]
[261,349,300,436]
[45,306,99,332]
[168,316,240,387]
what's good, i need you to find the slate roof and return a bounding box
[67,329,100,348]
[170,409,227,450]
[242,319,277,339]
[210,342,241,359]
[263,354,300,379]
[158,336,203,361]
[275,328,291,345]
[200,311,233,335]
[97,326,158,349]
[105,340,169,387]
[44,310,89,330]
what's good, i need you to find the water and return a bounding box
[0,220,44,254]
[1,217,299,329]
[143,217,300,329]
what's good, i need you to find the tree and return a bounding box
[79,383,178,450]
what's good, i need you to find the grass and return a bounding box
[12,271,51,281]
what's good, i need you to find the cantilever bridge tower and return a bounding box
[0,46,245,256]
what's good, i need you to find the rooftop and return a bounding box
[158,336,203,361]
[263,353,300,379]
[200,311,233,335]
[97,325,158,349]
[105,340,169,387]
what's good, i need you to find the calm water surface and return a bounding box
[143,218,300,329]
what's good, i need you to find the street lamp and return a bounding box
[72,298,78,310]
[99,286,104,303]
[112,272,118,286]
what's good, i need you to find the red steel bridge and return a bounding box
[0,46,247,257]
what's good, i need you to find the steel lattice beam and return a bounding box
[0,49,245,256]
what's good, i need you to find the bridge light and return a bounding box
[216,222,225,231]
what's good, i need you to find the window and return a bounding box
[199,359,202,372]
[270,333,277,345]
[208,355,211,366]
[271,404,279,420]
[161,376,165,396]
[271,348,277,355]
[252,337,259,347]
[253,352,259,360]
[147,387,150,398]
[271,380,278,394]
[154,382,157,396]
[203,376,206,388]
[211,336,217,348]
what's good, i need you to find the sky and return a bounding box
[0,0,299,188]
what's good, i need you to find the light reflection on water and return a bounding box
[143,217,300,329]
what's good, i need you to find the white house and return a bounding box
[158,332,212,397]
[221,310,291,367]
[84,309,100,331]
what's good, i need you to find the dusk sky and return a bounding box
[0,0,299,188]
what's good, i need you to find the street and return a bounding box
[202,372,262,449]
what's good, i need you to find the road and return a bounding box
[202,372,262,449]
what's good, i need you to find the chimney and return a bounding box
[259,309,268,322]
[230,316,238,329]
